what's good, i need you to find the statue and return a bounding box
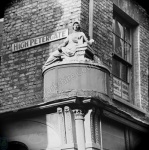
[44,22,94,66]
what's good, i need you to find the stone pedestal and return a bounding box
[42,44,111,150]
[43,61,110,102]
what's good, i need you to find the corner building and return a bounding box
[0,0,149,150]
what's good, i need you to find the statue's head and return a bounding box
[73,22,80,31]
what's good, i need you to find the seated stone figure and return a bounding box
[44,22,94,66]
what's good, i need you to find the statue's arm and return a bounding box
[58,37,69,51]
[82,32,89,43]
[82,32,94,45]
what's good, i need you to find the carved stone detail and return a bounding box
[42,22,95,71]
[64,106,76,144]
[91,108,96,143]
[85,108,101,150]
[57,107,66,145]
[57,107,63,113]
[73,109,85,120]
[94,110,100,145]
[84,108,96,144]
[73,109,86,150]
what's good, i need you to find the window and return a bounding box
[112,11,132,101]
[113,14,132,62]
[102,117,149,150]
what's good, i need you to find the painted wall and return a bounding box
[1,113,62,150]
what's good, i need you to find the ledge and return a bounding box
[61,143,78,150]
[113,95,147,114]
[85,143,100,150]
[43,60,110,75]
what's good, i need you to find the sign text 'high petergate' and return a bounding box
[12,29,68,52]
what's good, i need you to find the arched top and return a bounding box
[8,141,28,150]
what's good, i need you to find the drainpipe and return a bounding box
[89,0,94,39]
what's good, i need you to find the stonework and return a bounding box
[0,0,149,149]
[0,0,82,112]
[0,0,148,124]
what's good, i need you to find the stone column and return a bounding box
[73,109,86,150]
[57,107,66,145]
[84,108,100,150]
[64,106,76,144]
[61,106,77,150]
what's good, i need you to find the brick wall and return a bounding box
[0,0,149,115]
[93,0,113,68]
[91,0,149,114]
[140,26,149,111]
[0,0,82,112]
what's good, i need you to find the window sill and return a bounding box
[113,95,147,114]
[112,53,132,67]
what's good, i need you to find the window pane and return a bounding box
[113,19,125,59]
[112,58,120,78]
[115,20,124,38]
[124,42,131,62]
[113,17,131,62]
[121,63,128,82]
[114,37,124,57]
[124,27,130,44]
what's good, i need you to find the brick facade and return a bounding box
[0,0,149,121]
[0,0,82,112]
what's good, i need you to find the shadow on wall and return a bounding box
[133,131,149,150]
[0,0,65,109]
[0,112,62,150]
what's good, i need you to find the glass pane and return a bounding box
[115,20,124,38]
[121,63,128,82]
[124,27,130,44]
[112,58,120,78]
[114,19,125,58]
[113,17,132,63]
[124,27,131,62]
[124,42,131,62]
[115,36,124,57]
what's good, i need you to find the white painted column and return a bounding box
[73,109,86,150]
[58,106,77,150]
[64,106,76,144]
[57,107,66,145]
[85,108,100,150]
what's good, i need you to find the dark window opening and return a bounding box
[8,141,28,150]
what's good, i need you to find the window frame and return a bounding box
[112,10,134,102]
[112,13,132,64]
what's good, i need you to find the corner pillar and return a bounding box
[73,109,86,150]
[57,106,77,150]
[84,108,100,150]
